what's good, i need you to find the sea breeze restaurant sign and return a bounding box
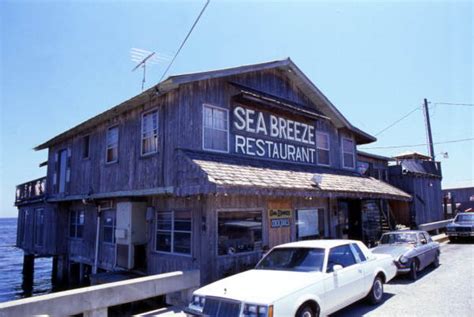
[233,106,317,163]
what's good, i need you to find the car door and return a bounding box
[423,232,437,264]
[417,232,431,269]
[350,243,372,295]
[322,244,364,312]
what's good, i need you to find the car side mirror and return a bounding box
[421,239,427,245]
[333,264,343,272]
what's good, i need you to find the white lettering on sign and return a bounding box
[233,106,317,164]
[271,218,290,228]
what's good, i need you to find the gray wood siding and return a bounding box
[16,203,64,256]
[146,195,331,285]
[44,68,358,200]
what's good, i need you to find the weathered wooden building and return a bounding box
[388,151,443,227]
[442,186,474,215]
[15,59,411,286]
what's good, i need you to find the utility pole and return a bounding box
[423,98,435,161]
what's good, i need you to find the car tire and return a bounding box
[432,253,440,268]
[410,260,418,281]
[367,276,384,305]
[295,304,319,317]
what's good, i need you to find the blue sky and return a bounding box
[1,0,472,217]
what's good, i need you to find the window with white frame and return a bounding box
[106,126,119,163]
[141,109,158,156]
[155,211,191,255]
[342,138,355,169]
[202,104,229,152]
[316,132,330,166]
[296,208,326,240]
[70,210,85,239]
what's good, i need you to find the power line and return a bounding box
[374,106,420,136]
[433,102,474,107]
[360,137,474,150]
[158,0,210,83]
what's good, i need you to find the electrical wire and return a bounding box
[158,0,210,83]
[374,106,421,136]
[433,102,474,107]
[360,137,474,150]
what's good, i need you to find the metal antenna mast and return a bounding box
[131,48,170,91]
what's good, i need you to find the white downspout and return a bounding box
[92,205,102,274]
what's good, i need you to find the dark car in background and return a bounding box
[446,212,474,242]
[372,230,440,280]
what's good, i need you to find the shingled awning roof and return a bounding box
[178,154,411,201]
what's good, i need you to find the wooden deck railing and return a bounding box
[0,270,200,317]
[15,177,47,205]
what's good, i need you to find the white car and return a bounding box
[185,240,396,317]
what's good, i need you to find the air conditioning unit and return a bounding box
[115,201,147,269]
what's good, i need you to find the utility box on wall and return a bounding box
[115,201,147,269]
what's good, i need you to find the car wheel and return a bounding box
[432,253,440,268]
[410,260,418,281]
[296,304,319,317]
[367,276,384,305]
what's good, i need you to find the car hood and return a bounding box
[194,269,324,304]
[371,244,413,260]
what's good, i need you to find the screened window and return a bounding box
[316,132,330,166]
[296,208,325,240]
[203,104,229,152]
[141,110,158,155]
[103,216,115,244]
[156,211,191,255]
[342,138,355,169]
[35,208,45,247]
[218,211,262,256]
[70,210,85,239]
[82,135,90,159]
[106,126,119,163]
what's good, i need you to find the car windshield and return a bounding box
[255,247,325,272]
[455,214,474,222]
[380,233,417,245]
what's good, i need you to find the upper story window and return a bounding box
[342,138,355,169]
[155,211,191,255]
[202,104,229,153]
[106,126,119,163]
[316,132,330,166]
[70,210,85,239]
[82,135,90,159]
[141,109,158,156]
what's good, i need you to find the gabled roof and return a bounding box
[35,58,376,150]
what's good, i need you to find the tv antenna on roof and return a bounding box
[131,48,170,91]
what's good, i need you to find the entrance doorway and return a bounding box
[338,200,362,241]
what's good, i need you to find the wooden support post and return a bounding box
[22,254,35,296]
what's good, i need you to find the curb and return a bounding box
[432,233,449,244]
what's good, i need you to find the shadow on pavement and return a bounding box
[388,263,440,285]
[330,293,395,317]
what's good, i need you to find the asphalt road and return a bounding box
[332,241,474,317]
